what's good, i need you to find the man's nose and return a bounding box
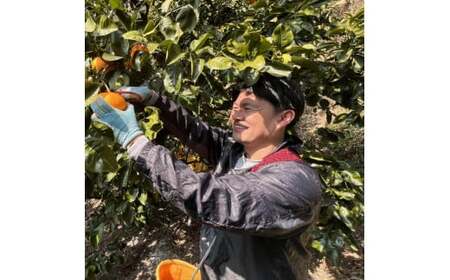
[230,109,244,120]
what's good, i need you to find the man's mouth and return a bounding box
[233,123,248,133]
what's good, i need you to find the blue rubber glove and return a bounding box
[90,96,143,148]
[117,86,159,105]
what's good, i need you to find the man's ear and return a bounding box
[278,110,295,128]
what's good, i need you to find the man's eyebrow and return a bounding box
[233,98,257,107]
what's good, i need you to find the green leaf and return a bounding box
[352,55,364,73]
[115,9,132,30]
[85,79,101,101]
[86,145,119,173]
[109,0,122,10]
[159,17,183,41]
[108,71,130,91]
[206,56,235,70]
[329,170,344,186]
[240,68,260,86]
[143,20,157,36]
[302,21,314,34]
[190,33,211,52]
[237,55,265,71]
[163,65,183,93]
[85,13,96,33]
[175,4,199,33]
[332,189,355,200]
[285,43,316,54]
[161,0,172,13]
[191,58,205,83]
[138,192,148,205]
[311,240,324,253]
[105,172,117,182]
[254,36,273,56]
[336,48,353,64]
[142,107,163,140]
[272,23,294,48]
[96,15,118,36]
[146,42,159,53]
[304,153,334,164]
[192,0,200,10]
[166,43,185,65]
[281,53,292,64]
[91,223,104,247]
[226,39,248,57]
[179,86,200,109]
[262,61,292,77]
[110,31,129,56]
[126,188,139,203]
[196,46,214,56]
[251,0,269,9]
[101,52,123,62]
[291,56,319,71]
[341,170,363,186]
[335,206,355,231]
[122,30,146,42]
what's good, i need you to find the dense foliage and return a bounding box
[85,0,364,278]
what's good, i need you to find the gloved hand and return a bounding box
[116,86,159,105]
[90,96,143,148]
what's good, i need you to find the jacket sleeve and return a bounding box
[147,93,231,166]
[135,142,322,238]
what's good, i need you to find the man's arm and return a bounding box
[129,140,322,238]
[148,93,231,165]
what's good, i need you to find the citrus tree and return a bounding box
[85,0,364,278]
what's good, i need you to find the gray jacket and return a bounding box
[131,94,323,279]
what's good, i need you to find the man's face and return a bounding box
[229,89,284,148]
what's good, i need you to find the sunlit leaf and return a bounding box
[262,61,292,77]
[272,23,294,48]
[341,170,363,186]
[166,43,185,65]
[191,57,205,83]
[206,56,235,70]
[85,13,96,33]
[142,107,163,140]
[160,17,183,42]
[146,42,159,53]
[101,52,123,62]
[161,0,172,13]
[123,30,146,42]
[163,64,183,93]
[236,55,265,71]
[109,0,122,10]
[96,15,118,36]
[190,33,210,52]
[126,188,139,203]
[311,240,324,253]
[138,192,148,205]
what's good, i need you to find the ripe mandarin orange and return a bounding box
[91,57,109,73]
[99,92,128,111]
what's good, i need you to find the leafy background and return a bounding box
[85,0,364,279]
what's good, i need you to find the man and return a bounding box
[90,73,322,279]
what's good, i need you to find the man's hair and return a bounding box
[232,73,305,130]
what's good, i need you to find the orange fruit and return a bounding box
[99,92,128,111]
[130,43,148,59]
[91,57,109,73]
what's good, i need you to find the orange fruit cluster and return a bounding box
[99,92,128,111]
